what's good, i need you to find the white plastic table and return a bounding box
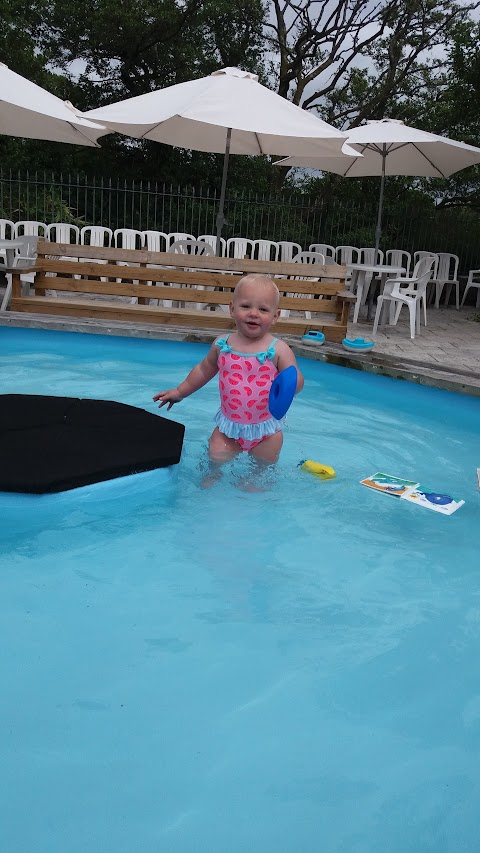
[348,263,406,321]
[0,238,24,268]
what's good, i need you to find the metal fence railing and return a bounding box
[1,169,480,274]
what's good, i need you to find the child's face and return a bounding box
[230,281,280,340]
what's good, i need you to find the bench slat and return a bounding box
[11,296,346,341]
[32,276,341,312]
[38,240,346,279]
[34,259,344,295]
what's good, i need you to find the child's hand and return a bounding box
[152,388,183,410]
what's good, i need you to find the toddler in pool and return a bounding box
[153,274,304,483]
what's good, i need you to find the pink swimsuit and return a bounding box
[214,336,284,451]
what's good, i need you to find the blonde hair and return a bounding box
[233,275,280,309]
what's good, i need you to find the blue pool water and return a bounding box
[1,327,480,853]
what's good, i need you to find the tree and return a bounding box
[264,0,480,127]
[31,0,265,105]
[2,0,480,203]
[384,18,480,210]
[267,0,480,198]
[0,0,269,186]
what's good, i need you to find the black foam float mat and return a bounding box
[0,394,185,494]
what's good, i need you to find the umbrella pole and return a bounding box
[215,127,232,256]
[374,149,386,259]
[367,148,386,321]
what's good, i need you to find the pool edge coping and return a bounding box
[1,312,480,398]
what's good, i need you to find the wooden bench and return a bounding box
[9,240,352,342]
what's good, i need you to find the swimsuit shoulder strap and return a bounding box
[215,334,232,352]
[216,336,277,361]
[257,338,278,363]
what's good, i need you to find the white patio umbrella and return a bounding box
[275,118,480,254]
[85,67,352,250]
[0,62,107,147]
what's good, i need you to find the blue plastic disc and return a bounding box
[268,366,297,420]
[424,492,452,505]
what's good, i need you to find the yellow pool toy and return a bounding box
[299,460,336,480]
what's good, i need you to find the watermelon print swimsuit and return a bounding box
[214,335,284,452]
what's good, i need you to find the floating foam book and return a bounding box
[360,472,465,515]
[360,472,419,497]
[400,487,465,515]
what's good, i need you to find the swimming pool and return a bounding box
[1,327,480,853]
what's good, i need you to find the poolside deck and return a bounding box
[342,304,480,396]
[1,295,480,396]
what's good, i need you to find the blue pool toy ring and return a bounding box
[269,366,297,420]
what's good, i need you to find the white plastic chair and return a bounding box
[373,255,437,339]
[166,240,215,310]
[1,236,38,311]
[294,251,326,266]
[14,221,47,237]
[168,240,214,256]
[45,224,81,283]
[282,251,326,318]
[80,227,113,282]
[413,251,439,307]
[309,243,335,261]
[251,240,279,261]
[142,231,170,297]
[402,254,437,327]
[461,269,480,308]
[226,237,254,259]
[80,226,113,247]
[113,228,143,250]
[113,230,144,292]
[413,251,439,279]
[142,230,169,252]
[197,234,226,256]
[14,235,38,262]
[0,218,15,264]
[385,249,411,277]
[0,219,14,239]
[166,232,195,248]
[336,245,359,290]
[277,241,301,262]
[336,245,359,266]
[359,247,384,266]
[46,223,80,244]
[431,253,460,309]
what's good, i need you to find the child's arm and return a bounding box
[153,342,219,410]
[275,340,305,394]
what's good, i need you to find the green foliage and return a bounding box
[1,0,480,212]
[0,0,267,187]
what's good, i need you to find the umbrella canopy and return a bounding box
[0,62,107,147]
[85,67,348,157]
[275,118,480,252]
[85,67,352,249]
[275,118,480,177]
